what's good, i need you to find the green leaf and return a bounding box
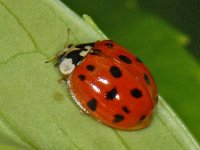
[0,0,199,150]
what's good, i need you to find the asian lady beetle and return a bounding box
[53,40,158,130]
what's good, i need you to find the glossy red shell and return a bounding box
[68,40,158,130]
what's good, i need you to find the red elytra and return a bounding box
[57,40,158,130]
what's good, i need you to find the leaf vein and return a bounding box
[114,130,130,150]
[58,127,82,150]
[0,110,39,150]
[0,1,40,52]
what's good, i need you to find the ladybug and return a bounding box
[53,40,158,130]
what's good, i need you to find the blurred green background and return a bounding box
[62,0,200,142]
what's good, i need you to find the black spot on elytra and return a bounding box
[79,75,86,81]
[86,65,95,71]
[122,106,130,114]
[113,114,124,123]
[105,42,113,48]
[136,57,143,63]
[119,55,132,64]
[87,98,97,111]
[106,88,118,100]
[131,88,142,98]
[144,73,150,85]
[90,49,101,55]
[66,50,84,66]
[139,115,146,121]
[110,66,122,78]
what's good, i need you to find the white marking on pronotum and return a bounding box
[59,58,75,75]
[79,45,92,57]
[85,45,92,50]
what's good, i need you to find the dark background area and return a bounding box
[63,0,200,61]
[139,0,200,61]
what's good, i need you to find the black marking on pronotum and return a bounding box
[105,42,113,48]
[106,88,118,100]
[110,66,122,78]
[122,106,130,114]
[86,65,95,71]
[56,53,67,65]
[144,73,150,85]
[78,74,86,81]
[76,42,95,49]
[90,49,101,55]
[136,57,143,63]
[66,50,84,66]
[113,114,124,123]
[87,98,97,111]
[130,88,142,98]
[119,55,132,64]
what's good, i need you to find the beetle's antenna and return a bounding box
[45,28,72,64]
[63,28,71,48]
